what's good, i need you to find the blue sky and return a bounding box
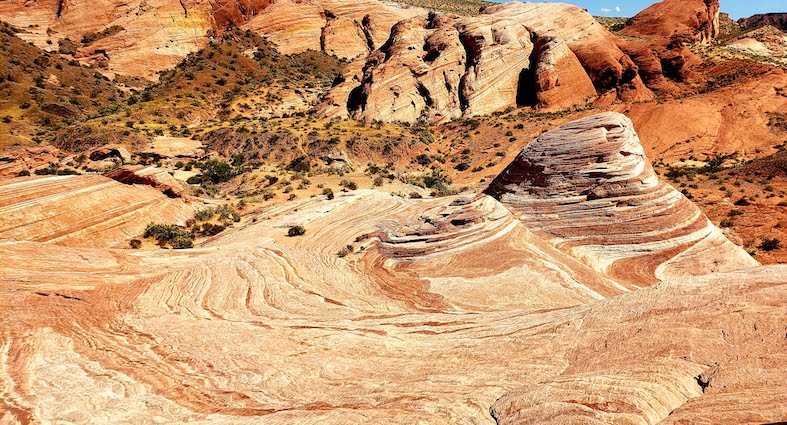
[491,1,784,19]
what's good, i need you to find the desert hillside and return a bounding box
[1,0,787,423]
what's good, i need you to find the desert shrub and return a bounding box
[171,236,194,249]
[199,160,235,184]
[196,222,226,236]
[34,164,58,175]
[287,225,306,237]
[337,245,353,257]
[339,179,357,190]
[422,169,452,194]
[760,238,781,251]
[143,223,193,249]
[129,239,142,249]
[415,154,432,166]
[144,223,190,241]
[194,207,216,221]
[285,156,310,173]
[734,198,751,206]
[322,188,334,200]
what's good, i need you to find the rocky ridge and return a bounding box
[319,2,652,123]
[739,13,787,32]
[0,0,423,79]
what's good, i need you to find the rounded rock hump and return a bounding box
[621,0,721,43]
[485,112,758,286]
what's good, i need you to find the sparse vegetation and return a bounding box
[760,238,782,251]
[287,225,306,237]
[143,223,194,249]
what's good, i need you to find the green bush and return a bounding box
[340,180,357,190]
[322,188,334,200]
[199,160,235,184]
[423,169,452,194]
[143,223,194,249]
[171,236,194,249]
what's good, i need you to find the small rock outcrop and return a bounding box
[105,166,187,198]
[0,174,193,247]
[485,112,757,285]
[320,3,650,123]
[88,144,132,163]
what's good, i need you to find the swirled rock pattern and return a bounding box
[485,112,757,285]
[0,187,783,424]
[1,114,783,424]
[0,175,193,247]
[321,2,650,123]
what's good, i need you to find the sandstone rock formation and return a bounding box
[105,165,188,198]
[144,136,205,159]
[241,0,424,59]
[88,144,132,163]
[0,193,782,424]
[2,113,784,424]
[726,26,787,64]
[618,68,787,162]
[0,146,60,178]
[739,13,787,32]
[621,0,720,43]
[0,175,193,247]
[490,266,787,424]
[485,112,757,285]
[0,0,214,79]
[320,3,651,123]
[0,0,422,79]
[617,0,721,95]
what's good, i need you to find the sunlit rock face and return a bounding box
[0,0,422,79]
[0,174,193,247]
[485,112,758,285]
[621,0,720,43]
[319,2,652,123]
